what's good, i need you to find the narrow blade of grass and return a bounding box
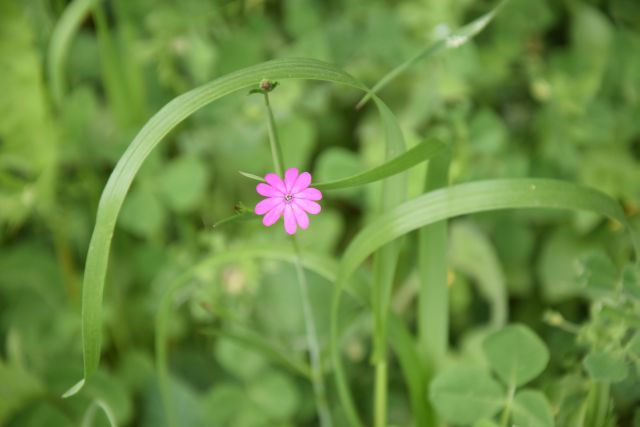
[356,0,508,109]
[47,0,98,106]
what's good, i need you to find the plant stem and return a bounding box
[499,383,516,427]
[374,360,388,427]
[292,236,332,427]
[263,93,285,176]
[262,91,332,427]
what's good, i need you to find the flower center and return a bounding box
[284,193,293,203]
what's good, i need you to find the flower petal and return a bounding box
[284,168,299,192]
[295,187,322,201]
[295,199,321,215]
[291,203,309,229]
[265,173,286,193]
[255,197,282,215]
[283,204,297,234]
[262,202,284,226]
[256,183,282,197]
[291,172,311,194]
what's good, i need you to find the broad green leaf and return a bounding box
[356,0,508,108]
[119,187,166,238]
[583,351,629,383]
[158,156,209,213]
[578,251,620,299]
[512,390,555,427]
[482,324,549,387]
[623,264,640,300]
[429,365,504,425]
[248,371,300,420]
[77,58,369,393]
[203,327,311,379]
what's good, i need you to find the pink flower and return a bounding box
[255,168,323,235]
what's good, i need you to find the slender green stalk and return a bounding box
[499,384,516,427]
[263,92,285,177]
[262,90,332,427]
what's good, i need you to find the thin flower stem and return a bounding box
[292,236,333,427]
[263,92,285,177]
[262,90,332,427]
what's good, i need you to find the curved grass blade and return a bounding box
[314,137,445,191]
[47,0,98,106]
[355,0,508,109]
[330,178,639,425]
[76,58,370,397]
[80,399,118,427]
[238,137,446,191]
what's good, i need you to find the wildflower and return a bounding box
[255,168,322,235]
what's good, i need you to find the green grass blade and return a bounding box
[80,399,118,427]
[77,58,368,396]
[388,314,433,427]
[314,137,445,191]
[47,0,98,106]
[355,0,507,109]
[342,179,638,278]
[417,150,450,369]
[238,137,446,191]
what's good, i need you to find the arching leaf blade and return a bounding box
[356,0,508,109]
[314,137,445,191]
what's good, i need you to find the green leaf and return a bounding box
[583,351,629,383]
[578,251,620,299]
[247,371,300,420]
[119,187,166,238]
[336,178,638,285]
[314,137,446,191]
[512,390,555,427]
[623,264,640,299]
[356,0,508,108]
[203,326,311,379]
[429,365,505,425]
[158,156,209,212]
[77,58,369,393]
[482,324,550,387]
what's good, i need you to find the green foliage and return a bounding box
[482,324,550,387]
[2,0,640,426]
[429,365,504,425]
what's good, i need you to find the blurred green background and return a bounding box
[1,0,640,425]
